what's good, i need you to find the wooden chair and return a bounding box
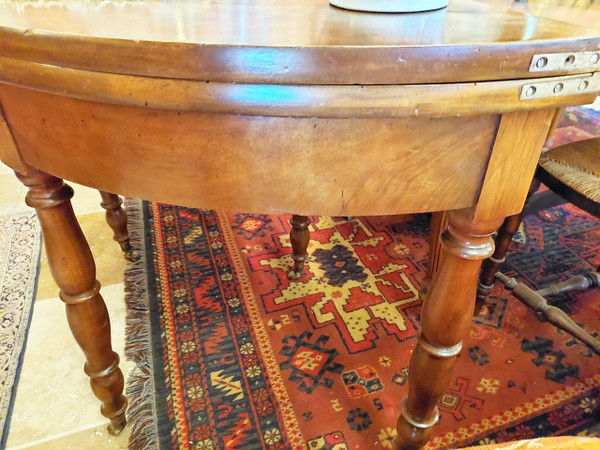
[478,136,600,354]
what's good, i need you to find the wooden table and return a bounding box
[1,1,599,448]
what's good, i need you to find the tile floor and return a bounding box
[1,162,133,449]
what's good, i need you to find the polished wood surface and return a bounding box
[479,132,600,353]
[397,209,503,448]
[510,0,600,27]
[0,104,24,173]
[5,56,598,118]
[15,168,127,435]
[1,1,599,448]
[99,191,138,262]
[495,272,600,355]
[1,0,599,85]
[0,86,502,215]
[288,215,311,280]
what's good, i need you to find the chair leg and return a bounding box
[496,272,600,355]
[288,215,310,280]
[477,212,524,300]
[477,178,543,301]
[99,191,139,262]
[536,271,600,297]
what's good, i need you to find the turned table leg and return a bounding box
[288,214,310,280]
[395,209,501,449]
[423,212,448,296]
[99,191,139,262]
[16,169,128,435]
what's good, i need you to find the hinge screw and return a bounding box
[564,55,576,66]
[579,80,589,91]
[553,83,564,94]
[591,53,600,65]
[525,86,537,97]
[535,57,548,69]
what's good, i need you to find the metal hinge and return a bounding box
[520,72,600,100]
[529,51,600,72]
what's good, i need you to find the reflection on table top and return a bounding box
[1,0,599,86]
[507,0,600,28]
[0,0,598,47]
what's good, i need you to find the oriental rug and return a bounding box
[0,212,41,448]
[124,106,600,449]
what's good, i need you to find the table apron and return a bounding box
[0,85,500,216]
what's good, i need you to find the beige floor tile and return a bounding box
[0,161,14,176]
[35,252,56,302]
[6,283,135,448]
[0,168,105,217]
[36,211,127,301]
[69,183,107,217]
[0,173,30,215]
[7,423,130,450]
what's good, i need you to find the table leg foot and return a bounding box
[394,397,436,450]
[99,191,139,262]
[394,426,430,450]
[395,209,502,449]
[287,270,303,280]
[288,215,310,280]
[16,169,128,433]
[107,407,128,435]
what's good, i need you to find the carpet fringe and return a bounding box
[123,198,158,449]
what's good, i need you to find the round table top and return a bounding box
[1,0,599,84]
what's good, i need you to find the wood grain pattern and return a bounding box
[1,56,598,118]
[397,209,502,449]
[424,212,448,294]
[510,0,600,28]
[15,168,127,435]
[1,0,599,447]
[0,86,500,216]
[0,101,24,173]
[0,0,599,85]
[472,108,560,222]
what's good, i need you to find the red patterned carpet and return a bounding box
[124,107,600,449]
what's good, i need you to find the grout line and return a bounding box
[74,208,106,217]
[6,421,110,449]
